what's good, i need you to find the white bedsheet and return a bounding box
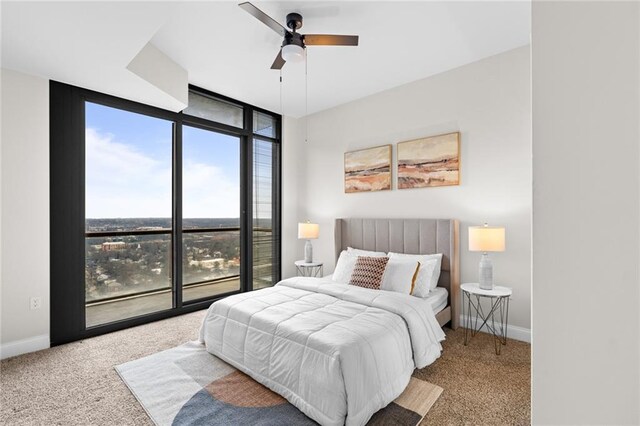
[426,287,448,314]
[199,276,445,426]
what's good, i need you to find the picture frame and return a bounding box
[397,132,460,189]
[344,145,392,193]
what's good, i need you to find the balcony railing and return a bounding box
[85,226,272,306]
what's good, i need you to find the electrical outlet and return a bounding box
[30,297,42,310]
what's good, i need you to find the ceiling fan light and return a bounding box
[282,44,305,63]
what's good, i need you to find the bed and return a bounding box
[334,218,460,329]
[199,218,459,426]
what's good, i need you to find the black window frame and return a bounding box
[50,81,282,345]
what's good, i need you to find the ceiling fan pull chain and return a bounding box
[305,50,309,143]
[280,70,284,117]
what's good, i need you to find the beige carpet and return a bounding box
[1,310,530,425]
[416,328,531,425]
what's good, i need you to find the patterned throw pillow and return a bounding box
[349,256,389,290]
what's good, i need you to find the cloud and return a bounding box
[86,128,172,218]
[183,160,239,218]
[85,127,239,219]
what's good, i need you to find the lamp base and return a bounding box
[479,253,493,290]
[304,240,313,263]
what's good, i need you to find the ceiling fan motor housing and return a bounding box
[286,12,303,31]
[283,32,305,49]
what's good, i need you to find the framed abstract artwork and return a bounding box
[344,145,392,193]
[397,132,460,189]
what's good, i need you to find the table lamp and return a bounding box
[468,223,505,290]
[298,221,319,263]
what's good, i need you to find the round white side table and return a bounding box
[461,282,512,355]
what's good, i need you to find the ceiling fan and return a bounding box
[239,2,359,70]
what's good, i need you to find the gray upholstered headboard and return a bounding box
[334,218,460,328]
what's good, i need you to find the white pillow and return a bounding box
[380,259,421,295]
[347,247,387,257]
[388,252,443,297]
[332,250,358,283]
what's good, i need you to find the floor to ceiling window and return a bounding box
[181,125,241,302]
[84,103,174,327]
[50,83,281,344]
[252,111,280,290]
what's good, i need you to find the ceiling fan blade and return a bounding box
[303,34,359,46]
[270,49,286,70]
[238,2,291,38]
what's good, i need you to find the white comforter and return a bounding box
[199,276,446,426]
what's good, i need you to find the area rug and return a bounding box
[116,341,443,426]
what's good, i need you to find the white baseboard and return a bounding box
[1,334,50,360]
[459,315,531,343]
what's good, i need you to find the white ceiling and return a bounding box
[1,1,530,117]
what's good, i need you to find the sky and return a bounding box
[344,145,391,172]
[397,133,459,162]
[85,102,240,219]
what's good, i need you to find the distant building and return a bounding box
[191,258,226,269]
[102,241,126,251]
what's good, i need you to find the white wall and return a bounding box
[283,46,532,331]
[281,116,306,279]
[532,2,640,424]
[0,69,50,358]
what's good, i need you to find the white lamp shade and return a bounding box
[469,225,505,252]
[282,44,305,63]
[298,222,319,239]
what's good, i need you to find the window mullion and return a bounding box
[241,108,254,293]
[173,122,183,309]
[273,134,282,284]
